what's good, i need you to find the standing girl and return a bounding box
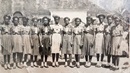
[111,17,123,70]
[12,17,23,69]
[51,16,63,67]
[30,18,40,67]
[40,17,51,68]
[1,15,12,69]
[95,14,106,67]
[62,17,74,67]
[83,17,95,67]
[22,17,32,67]
[73,18,83,68]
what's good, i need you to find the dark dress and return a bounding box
[104,25,112,55]
[40,26,51,55]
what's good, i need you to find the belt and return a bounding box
[53,32,61,34]
[74,33,81,35]
[32,34,38,35]
[114,35,122,37]
[13,33,21,35]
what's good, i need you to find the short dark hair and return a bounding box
[97,14,105,19]
[75,18,81,22]
[64,17,70,21]
[42,17,50,22]
[22,17,29,22]
[12,17,19,22]
[3,15,11,20]
[31,18,38,22]
[53,16,60,20]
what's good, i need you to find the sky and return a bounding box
[89,0,130,14]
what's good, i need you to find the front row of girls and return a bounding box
[1,14,126,70]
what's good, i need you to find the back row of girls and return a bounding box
[0,14,129,70]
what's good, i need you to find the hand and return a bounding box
[91,44,93,48]
[117,45,120,49]
[70,43,73,47]
[31,45,34,48]
[60,44,62,48]
[41,45,43,47]
[49,43,52,46]
[80,44,83,49]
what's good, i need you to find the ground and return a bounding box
[0,53,130,73]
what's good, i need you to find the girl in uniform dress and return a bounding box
[73,18,83,68]
[111,17,123,70]
[12,17,23,69]
[1,15,12,69]
[51,16,63,67]
[83,17,95,67]
[22,17,32,67]
[30,18,40,67]
[105,15,114,67]
[62,17,74,67]
[40,17,51,68]
[95,14,106,67]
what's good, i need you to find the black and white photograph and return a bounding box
[0,0,130,73]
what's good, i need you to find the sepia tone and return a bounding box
[0,0,130,73]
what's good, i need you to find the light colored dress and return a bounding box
[22,26,32,54]
[119,31,128,55]
[1,24,13,55]
[73,25,83,54]
[95,23,105,54]
[83,24,95,56]
[30,26,40,55]
[62,24,73,54]
[51,24,63,53]
[12,25,23,53]
[111,24,123,55]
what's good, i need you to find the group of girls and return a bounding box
[0,14,129,70]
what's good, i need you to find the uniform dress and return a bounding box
[30,26,40,55]
[40,26,51,55]
[22,26,32,54]
[111,25,123,55]
[12,25,23,53]
[83,24,95,56]
[95,23,105,54]
[104,25,112,55]
[73,25,83,54]
[51,24,63,53]
[61,24,73,54]
[1,24,13,55]
[120,31,129,55]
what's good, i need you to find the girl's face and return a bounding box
[99,16,104,23]
[43,18,49,26]
[33,19,38,26]
[54,18,60,24]
[115,19,120,26]
[64,18,70,25]
[13,18,19,26]
[87,18,92,24]
[75,19,81,26]
[107,17,113,24]
[4,16,10,24]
